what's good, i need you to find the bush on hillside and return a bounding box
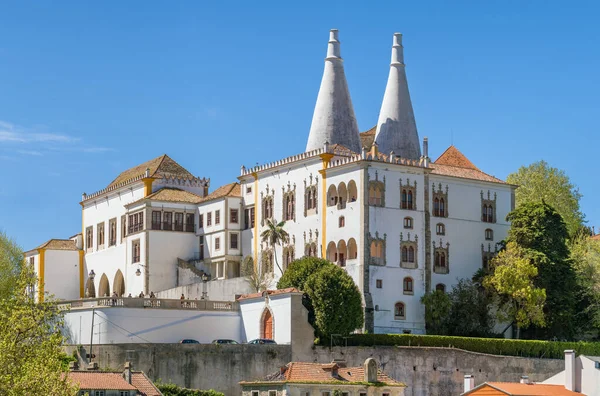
[155,382,224,396]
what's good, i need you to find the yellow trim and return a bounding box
[79,250,85,298]
[319,153,334,259]
[38,248,45,303]
[252,173,259,267]
[143,178,153,197]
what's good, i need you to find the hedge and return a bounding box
[155,383,224,396]
[332,334,600,359]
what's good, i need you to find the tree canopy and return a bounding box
[507,160,584,237]
[277,257,363,338]
[570,233,600,330]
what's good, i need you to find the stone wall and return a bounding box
[65,344,564,396]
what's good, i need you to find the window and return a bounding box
[215,237,220,250]
[128,211,144,233]
[383,393,390,396]
[132,239,140,263]
[263,196,274,221]
[185,213,195,232]
[86,226,93,251]
[230,233,239,249]
[174,212,184,231]
[305,185,318,213]
[163,212,173,231]
[230,209,239,224]
[268,391,277,396]
[401,187,415,210]
[108,218,117,246]
[436,283,446,292]
[199,236,204,260]
[339,216,345,228]
[481,191,496,223]
[376,279,382,288]
[403,277,413,294]
[94,391,105,396]
[246,186,252,194]
[434,246,449,274]
[120,392,129,396]
[394,302,405,320]
[369,184,384,206]
[436,223,445,235]
[97,222,105,249]
[244,207,255,229]
[151,211,162,230]
[403,217,413,229]
[120,215,126,243]
[215,210,220,225]
[284,193,295,221]
[199,214,204,228]
[321,392,331,396]
[207,212,212,226]
[360,393,367,396]
[251,392,259,396]
[29,256,34,267]
[485,228,493,240]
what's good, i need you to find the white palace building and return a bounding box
[25,30,514,337]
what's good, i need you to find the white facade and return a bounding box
[543,351,600,395]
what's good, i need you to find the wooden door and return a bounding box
[263,310,273,339]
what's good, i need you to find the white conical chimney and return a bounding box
[374,33,421,160]
[305,29,361,153]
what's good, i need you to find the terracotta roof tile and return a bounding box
[198,182,241,203]
[142,187,203,204]
[35,239,79,251]
[131,372,162,396]
[329,144,358,157]
[107,154,194,189]
[245,362,403,386]
[237,287,301,301]
[65,372,137,391]
[360,126,376,149]
[431,146,505,184]
[592,234,600,241]
[434,145,480,170]
[469,382,580,395]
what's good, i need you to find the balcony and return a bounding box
[58,297,239,312]
[162,222,172,231]
[128,223,143,234]
[185,223,195,232]
[173,223,184,232]
[151,222,161,230]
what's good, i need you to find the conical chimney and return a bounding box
[374,33,421,160]
[305,29,361,153]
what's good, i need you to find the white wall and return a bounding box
[239,294,296,344]
[148,230,198,293]
[44,250,80,300]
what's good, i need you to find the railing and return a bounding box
[151,222,161,230]
[185,223,195,232]
[162,222,172,230]
[174,223,184,231]
[128,223,143,233]
[59,298,239,311]
[337,200,346,210]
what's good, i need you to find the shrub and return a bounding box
[330,334,600,359]
[155,382,224,396]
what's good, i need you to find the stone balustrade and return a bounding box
[58,297,239,311]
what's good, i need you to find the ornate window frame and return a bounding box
[282,240,295,271]
[432,183,449,218]
[433,239,450,274]
[303,229,319,257]
[400,178,417,210]
[394,302,406,320]
[282,182,296,222]
[403,277,414,295]
[368,231,387,266]
[260,245,274,274]
[482,243,498,270]
[261,184,275,226]
[481,190,497,223]
[400,232,418,269]
[435,223,445,236]
[368,171,385,207]
[303,174,318,217]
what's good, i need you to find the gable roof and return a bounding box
[464,382,580,395]
[142,187,203,204]
[107,154,194,189]
[66,371,161,396]
[360,126,376,149]
[198,182,241,203]
[434,145,480,170]
[432,146,506,184]
[28,239,79,254]
[242,361,403,387]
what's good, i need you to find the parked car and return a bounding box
[179,339,199,344]
[212,339,239,345]
[248,339,277,345]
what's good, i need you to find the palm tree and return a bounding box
[260,219,289,275]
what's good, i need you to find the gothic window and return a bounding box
[368,232,386,266]
[433,242,449,274]
[282,185,296,221]
[283,246,295,271]
[436,223,445,235]
[485,228,493,241]
[339,216,345,228]
[97,222,105,249]
[120,215,126,243]
[482,244,497,270]
[262,250,274,274]
[432,183,449,218]
[403,217,413,229]
[436,283,446,292]
[305,242,318,257]
[86,226,93,251]
[368,173,385,207]
[304,181,318,217]
[394,302,405,320]
[109,218,117,246]
[403,277,413,294]
[262,189,274,224]
[400,233,418,269]
[481,190,497,223]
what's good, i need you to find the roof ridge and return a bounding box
[150,154,168,177]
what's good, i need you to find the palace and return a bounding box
[25,30,514,336]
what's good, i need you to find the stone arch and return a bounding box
[113,269,125,297]
[260,306,274,340]
[337,182,347,207]
[337,240,347,266]
[85,277,96,298]
[98,273,110,297]
[347,180,358,203]
[327,184,338,207]
[347,238,358,260]
[327,241,337,263]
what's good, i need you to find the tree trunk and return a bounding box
[273,246,283,275]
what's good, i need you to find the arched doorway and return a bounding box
[261,308,274,340]
[85,277,96,298]
[113,270,125,297]
[98,273,110,297]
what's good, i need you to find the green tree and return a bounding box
[506,201,577,339]
[241,255,272,292]
[570,233,600,330]
[507,160,585,237]
[445,279,496,337]
[484,242,546,338]
[155,381,224,396]
[260,219,289,274]
[277,257,363,338]
[0,233,78,395]
[0,231,22,299]
[420,290,451,334]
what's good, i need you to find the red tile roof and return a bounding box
[66,371,161,395]
[242,362,403,386]
[237,288,302,301]
[131,372,162,396]
[434,145,480,170]
[465,382,580,395]
[198,182,241,203]
[26,239,80,254]
[107,154,194,189]
[432,146,506,184]
[360,126,376,149]
[128,187,204,206]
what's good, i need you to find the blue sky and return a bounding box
[1,1,598,249]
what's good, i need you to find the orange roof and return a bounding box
[198,182,241,203]
[131,372,162,396]
[237,287,302,301]
[329,144,358,157]
[107,154,194,189]
[432,146,505,184]
[66,371,161,395]
[27,239,79,254]
[242,361,403,386]
[465,382,580,395]
[137,187,203,204]
[360,126,376,149]
[592,234,600,240]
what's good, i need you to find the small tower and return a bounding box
[305,29,361,153]
[374,33,421,160]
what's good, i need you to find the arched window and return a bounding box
[440,252,446,267]
[403,217,413,229]
[485,228,493,240]
[347,180,358,203]
[328,185,338,207]
[403,277,413,294]
[487,205,493,222]
[436,283,446,292]
[434,198,440,217]
[401,189,407,209]
[394,302,405,320]
[348,238,358,260]
[408,246,415,263]
[401,246,408,262]
[407,190,413,210]
[483,255,489,269]
[482,204,488,222]
[436,223,445,235]
[339,216,345,228]
[439,198,446,217]
[370,241,383,258]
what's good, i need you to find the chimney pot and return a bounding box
[463,375,475,393]
[123,361,133,384]
[364,358,378,383]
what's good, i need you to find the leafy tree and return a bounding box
[260,219,289,274]
[277,257,363,338]
[241,255,272,292]
[506,201,577,339]
[570,233,600,330]
[507,160,584,237]
[420,290,451,334]
[484,242,546,338]
[0,232,77,395]
[0,231,22,299]
[155,381,224,396]
[445,279,496,337]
